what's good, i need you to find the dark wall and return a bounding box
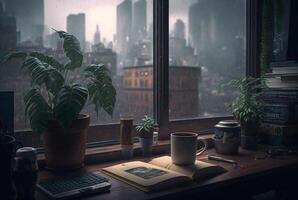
[287,0,298,61]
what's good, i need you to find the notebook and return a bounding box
[102,156,226,192]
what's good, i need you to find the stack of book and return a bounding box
[261,63,298,146]
[265,63,298,88]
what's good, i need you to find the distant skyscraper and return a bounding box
[0,1,17,56]
[189,0,210,56]
[117,0,132,55]
[173,19,185,40]
[93,25,101,45]
[188,0,245,65]
[117,0,132,72]
[4,0,44,46]
[132,0,147,43]
[67,13,86,51]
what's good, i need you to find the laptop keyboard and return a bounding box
[38,172,109,195]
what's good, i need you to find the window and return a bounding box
[169,0,246,120]
[0,0,153,147]
[0,0,251,148]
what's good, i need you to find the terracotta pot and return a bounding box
[43,114,90,171]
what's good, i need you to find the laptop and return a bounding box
[37,171,111,199]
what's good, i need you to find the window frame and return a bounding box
[155,0,262,139]
[13,0,261,148]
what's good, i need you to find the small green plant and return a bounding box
[225,77,265,126]
[2,30,116,134]
[136,115,154,134]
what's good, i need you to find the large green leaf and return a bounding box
[44,65,65,95]
[24,88,52,134]
[29,52,64,72]
[22,57,64,94]
[1,52,27,63]
[85,64,116,117]
[54,84,88,128]
[22,56,43,72]
[54,30,83,70]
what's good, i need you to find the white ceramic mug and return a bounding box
[171,132,206,165]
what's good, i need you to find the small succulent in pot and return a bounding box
[136,115,154,156]
[136,115,155,138]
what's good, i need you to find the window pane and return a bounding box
[0,0,153,146]
[169,0,246,120]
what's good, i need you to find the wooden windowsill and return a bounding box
[37,134,214,168]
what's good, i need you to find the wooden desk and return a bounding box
[36,148,298,200]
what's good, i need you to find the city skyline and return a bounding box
[44,0,197,43]
[44,0,154,42]
[1,0,197,44]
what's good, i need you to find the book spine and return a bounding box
[260,123,298,146]
[262,90,298,103]
[262,103,298,124]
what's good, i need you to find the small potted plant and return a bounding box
[136,115,154,157]
[226,77,264,149]
[2,31,116,170]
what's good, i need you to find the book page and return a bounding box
[149,156,226,180]
[102,161,191,192]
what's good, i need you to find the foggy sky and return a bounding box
[45,0,122,42]
[44,0,197,42]
[169,0,197,40]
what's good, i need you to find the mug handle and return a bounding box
[196,136,207,156]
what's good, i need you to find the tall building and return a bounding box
[4,0,44,46]
[67,13,86,52]
[173,19,185,40]
[116,0,132,71]
[132,0,147,43]
[0,1,17,57]
[93,25,101,45]
[122,65,201,120]
[188,0,246,116]
[169,19,198,66]
[117,0,132,53]
[188,0,211,57]
[188,0,245,73]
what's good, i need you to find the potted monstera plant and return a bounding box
[136,115,154,157]
[3,31,116,170]
[226,77,264,149]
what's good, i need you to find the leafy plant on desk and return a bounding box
[136,115,155,138]
[2,30,116,134]
[225,76,265,134]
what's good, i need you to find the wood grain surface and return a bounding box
[36,147,298,200]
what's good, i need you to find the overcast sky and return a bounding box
[44,0,197,42]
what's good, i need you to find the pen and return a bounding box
[208,155,238,165]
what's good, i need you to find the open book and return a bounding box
[102,156,226,192]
